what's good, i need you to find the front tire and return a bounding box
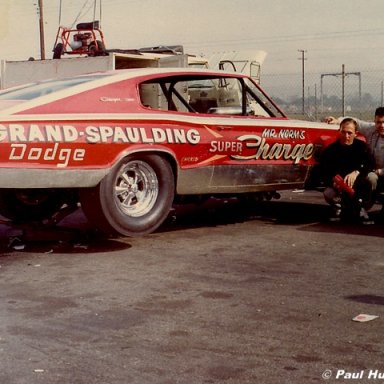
[80,154,175,237]
[53,43,63,59]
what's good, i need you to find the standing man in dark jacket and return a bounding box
[320,118,375,222]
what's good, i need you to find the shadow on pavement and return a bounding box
[298,209,384,239]
[164,197,384,239]
[0,219,131,254]
[1,194,383,252]
[161,197,329,232]
[345,294,384,306]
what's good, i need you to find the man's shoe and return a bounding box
[359,207,374,225]
[329,204,342,222]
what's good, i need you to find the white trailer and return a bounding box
[0,49,265,89]
[0,52,189,89]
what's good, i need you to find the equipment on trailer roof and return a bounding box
[52,0,107,59]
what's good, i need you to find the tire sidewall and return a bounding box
[53,43,63,59]
[99,154,174,236]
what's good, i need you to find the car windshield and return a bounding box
[0,74,110,100]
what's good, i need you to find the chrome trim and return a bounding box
[176,165,307,194]
[0,162,307,194]
[0,168,109,188]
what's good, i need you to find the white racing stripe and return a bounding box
[0,112,336,131]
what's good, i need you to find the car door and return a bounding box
[138,72,317,194]
[193,75,314,191]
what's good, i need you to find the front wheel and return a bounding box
[53,43,63,59]
[80,154,175,237]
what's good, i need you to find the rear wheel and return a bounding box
[88,40,106,56]
[0,189,65,222]
[80,154,175,236]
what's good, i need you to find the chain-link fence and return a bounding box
[260,68,384,122]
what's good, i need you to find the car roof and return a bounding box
[91,67,249,81]
[0,67,254,116]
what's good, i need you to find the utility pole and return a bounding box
[341,64,345,116]
[314,83,318,121]
[38,0,45,60]
[320,67,361,117]
[298,49,307,116]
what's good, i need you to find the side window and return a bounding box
[139,83,161,109]
[188,78,243,114]
[139,81,189,112]
[244,78,284,117]
[138,75,283,117]
[188,78,219,113]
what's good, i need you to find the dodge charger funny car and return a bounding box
[0,68,338,236]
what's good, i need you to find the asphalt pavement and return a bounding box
[0,190,383,384]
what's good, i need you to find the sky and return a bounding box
[0,0,384,78]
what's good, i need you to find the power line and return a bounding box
[182,27,384,50]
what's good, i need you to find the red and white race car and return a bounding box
[0,68,338,236]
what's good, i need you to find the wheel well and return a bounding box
[122,150,178,191]
[156,152,178,187]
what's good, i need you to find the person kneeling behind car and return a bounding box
[320,118,375,223]
[325,107,384,218]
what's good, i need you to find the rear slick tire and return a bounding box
[0,189,64,222]
[80,154,175,237]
